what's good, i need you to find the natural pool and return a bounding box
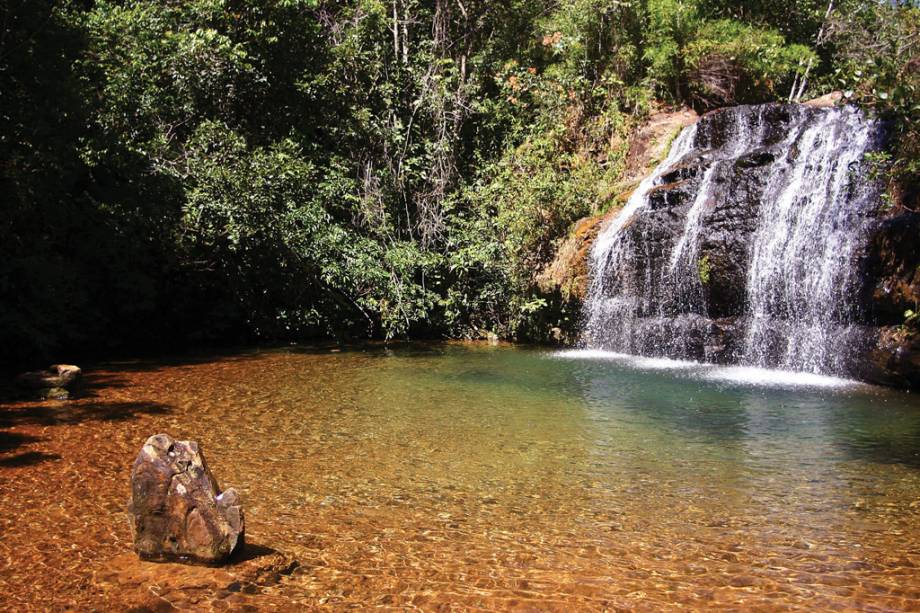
[1,343,920,610]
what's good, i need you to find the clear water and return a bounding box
[1,343,919,609]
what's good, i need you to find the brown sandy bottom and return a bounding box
[1,344,920,611]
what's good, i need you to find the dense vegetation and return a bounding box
[2,0,917,366]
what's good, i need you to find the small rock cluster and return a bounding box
[128,434,244,564]
[16,364,81,399]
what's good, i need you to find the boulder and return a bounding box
[128,434,244,565]
[803,91,844,108]
[40,387,71,400]
[16,364,81,390]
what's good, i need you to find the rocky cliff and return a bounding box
[550,100,918,388]
[536,107,699,329]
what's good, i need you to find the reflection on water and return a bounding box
[1,343,919,610]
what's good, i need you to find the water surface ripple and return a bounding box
[1,343,919,610]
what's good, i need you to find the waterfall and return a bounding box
[583,103,884,376]
[590,124,698,260]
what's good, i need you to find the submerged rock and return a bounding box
[40,386,71,400]
[128,434,244,564]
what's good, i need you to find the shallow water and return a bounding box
[2,343,920,610]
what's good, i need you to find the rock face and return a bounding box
[537,106,700,317]
[622,107,700,185]
[580,101,919,387]
[860,327,920,388]
[129,434,244,564]
[537,215,606,301]
[859,208,920,387]
[802,90,844,108]
[865,210,920,324]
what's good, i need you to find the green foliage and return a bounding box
[821,2,920,197]
[83,2,259,170]
[0,1,171,362]
[698,255,712,285]
[643,0,702,99]
[0,0,915,365]
[685,19,815,106]
[698,0,833,46]
[642,0,815,106]
[453,131,601,337]
[906,308,919,328]
[535,0,645,108]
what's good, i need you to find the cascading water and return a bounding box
[583,103,885,377]
[741,110,882,373]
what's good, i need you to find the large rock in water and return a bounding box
[129,434,244,564]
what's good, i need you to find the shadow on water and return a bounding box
[832,410,920,468]
[0,451,62,467]
[0,430,42,452]
[229,543,279,565]
[284,340,455,359]
[839,436,920,468]
[0,371,140,403]
[0,401,174,469]
[0,431,60,468]
[0,346,275,394]
[86,350,263,376]
[0,401,173,429]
